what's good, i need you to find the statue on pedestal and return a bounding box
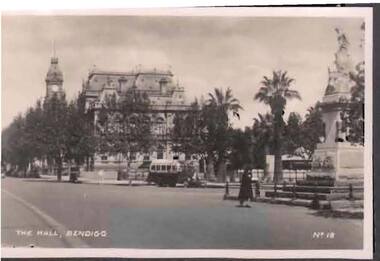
[334,28,353,74]
[310,28,364,182]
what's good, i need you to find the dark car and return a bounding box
[183,175,206,188]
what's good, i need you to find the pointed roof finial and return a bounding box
[53,40,56,57]
[50,40,58,64]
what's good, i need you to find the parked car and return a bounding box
[183,172,206,188]
[183,177,206,188]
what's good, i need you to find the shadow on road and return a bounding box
[21,178,82,184]
[307,209,363,219]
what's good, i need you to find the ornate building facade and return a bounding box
[82,67,193,167]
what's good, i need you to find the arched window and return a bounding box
[155,117,166,135]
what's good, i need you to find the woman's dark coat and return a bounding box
[238,172,254,201]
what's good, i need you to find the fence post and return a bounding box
[292,183,297,199]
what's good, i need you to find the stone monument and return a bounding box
[309,28,364,183]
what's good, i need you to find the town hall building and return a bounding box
[81,66,193,168]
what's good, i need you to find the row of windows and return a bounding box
[151,165,178,172]
[99,154,187,161]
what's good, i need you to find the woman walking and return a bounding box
[237,167,254,207]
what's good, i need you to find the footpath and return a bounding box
[38,174,232,188]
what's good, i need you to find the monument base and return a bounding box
[308,142,363,183]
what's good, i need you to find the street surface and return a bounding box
[2,177,363,249]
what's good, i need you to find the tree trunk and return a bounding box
[117,153,122,180]
[23,165,27,178]
[274,150,283,183]
[216,159,227,183]
[56,158,62,182]
[86,157,90,171]
[273,113,283,183]
[206,155,216,181]
[90,156,94,171]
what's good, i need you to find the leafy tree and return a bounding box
[283,112,303,155]
[95,88,152,173]
[254,70,301,182]
[172,88,242,181]
[300,105,325,159]
[96,93,122,157]
[340,22,365,145]
[251,113,274,169]
[2,115,29,175]
[23,101,46,176]
[341,62,364,145]
[2,99,48,177]
[229,127,252,171]
[65,92,96,169]
[42,93,69,181]
[172,99,207,159]
[120,88,152,157]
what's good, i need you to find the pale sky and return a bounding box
[1,15,364,129]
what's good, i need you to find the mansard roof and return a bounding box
[84,68,178,95]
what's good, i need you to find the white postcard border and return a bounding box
[1,6,374,259]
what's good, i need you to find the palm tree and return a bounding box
[207,88,242,120]
[254,70,301,183]
[206,87,242,182]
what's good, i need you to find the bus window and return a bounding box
[161,165,166,171]
[166,165,171,172]
[151,165,156,171]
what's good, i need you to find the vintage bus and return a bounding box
[147,160,183,187]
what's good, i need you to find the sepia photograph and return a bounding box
[1,7,373,259]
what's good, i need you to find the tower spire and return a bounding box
[53,40,56,58]
[50,40,58,64]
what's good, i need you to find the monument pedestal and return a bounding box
[309,142,363,184]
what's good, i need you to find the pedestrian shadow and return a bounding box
[235,204,252,208]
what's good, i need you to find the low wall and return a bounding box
[236,169,310,182]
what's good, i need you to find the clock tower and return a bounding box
[45,56,64,99]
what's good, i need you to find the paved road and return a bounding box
[2,177,363,249]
